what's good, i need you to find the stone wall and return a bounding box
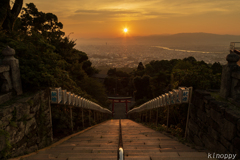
[0,89,52,159]
[187,90,240,158]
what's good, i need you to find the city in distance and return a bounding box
[76,33,240,69]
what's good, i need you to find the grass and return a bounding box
[210,92,229,103]
[141,122,187,144]
[210,92,240,111]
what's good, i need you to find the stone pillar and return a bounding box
[220,52,239,99]
[2,46,22,95]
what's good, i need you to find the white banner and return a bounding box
[66,92,71,105]
[71,94,75,106]
[51,90,57,103]
[169,91,175,105]
[162,94,166,106]
[156,97,159,107]
[159,96,163,107]
[79,96,82,107]
[179,87,189,103]
[61,90,67,104]
[173,89,180,104]
[75,95,79,106]
[165,93,170,105]
[51,87,62,104]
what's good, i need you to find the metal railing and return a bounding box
[127,87,193,138]
[50,87,112,131]
[230,42,240,52]
[51,87,112,114]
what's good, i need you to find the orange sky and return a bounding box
[24,0,240,40]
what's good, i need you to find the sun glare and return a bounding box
[124,28,128,33]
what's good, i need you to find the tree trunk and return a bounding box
[1,0,23,32]
[0,0,9,28]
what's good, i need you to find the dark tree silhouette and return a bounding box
[137,62,145,71]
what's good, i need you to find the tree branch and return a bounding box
[11,0,23,19]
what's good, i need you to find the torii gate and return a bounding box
[108,97,132,117]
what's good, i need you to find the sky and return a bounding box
[23,0,240,40]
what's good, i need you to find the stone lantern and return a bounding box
[220,51,240,103]
[2,46,22,95]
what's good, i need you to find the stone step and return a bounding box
[124,152,208,157]
[123,144,194,149]
[57,153,117,158]
[25,155,117,160]
[125,157,213,160]
[68,158,117,160]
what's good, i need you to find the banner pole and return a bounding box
[184,87,193,139]
[70,106,73,132]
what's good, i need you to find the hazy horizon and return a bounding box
[75,32,240,46]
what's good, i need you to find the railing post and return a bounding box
[185,87,193,139]
[156,108,158,126]
[139,112,141,122]
[70,106,73,132]
[89,110,91,126]
[167,105,169,129]
[97,112,99,123]
[145,111,147,122]
[48,88,53,142]
[149,109,151,123]
[82,107,84,129]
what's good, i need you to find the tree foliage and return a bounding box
[0,3,107,107]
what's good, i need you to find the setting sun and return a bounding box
[124,28,128,33]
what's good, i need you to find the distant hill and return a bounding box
[76,32,240,46]
[131,33,240,45]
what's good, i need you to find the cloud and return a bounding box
[70,9,161,22]
[152,0,240,14]
[25,0,240,21]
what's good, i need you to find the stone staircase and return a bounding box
[12,119,215,160]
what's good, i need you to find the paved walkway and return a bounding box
[12,119,213,160]
[121,119,211,160]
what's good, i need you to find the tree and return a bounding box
[0,0,23,32]
[107,68,116,76]
[211,62,222,74]
[133,75,151,100]
[20,3,64,42]
[137,62,144,71]
[183,56,197,64]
